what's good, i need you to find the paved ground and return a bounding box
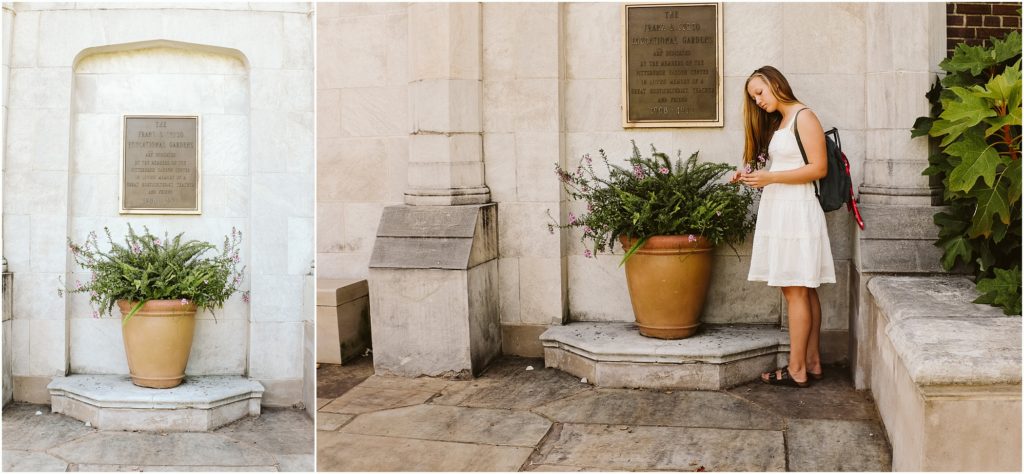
[2,404,313,472]
[318,355,892,472]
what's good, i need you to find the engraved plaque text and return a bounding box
[122,116,199,213]
[623,3,723,127]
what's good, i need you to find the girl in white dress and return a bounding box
[733,66,836,388]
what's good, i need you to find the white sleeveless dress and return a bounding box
[747,111,836,288]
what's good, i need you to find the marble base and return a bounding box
[541,322,787,390]
[48,375,264,432]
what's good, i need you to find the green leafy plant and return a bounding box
[550,141,757,264]
[912,30,1021,315]
[60,225,248,324]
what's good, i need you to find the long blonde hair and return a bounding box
[743,66,800,166]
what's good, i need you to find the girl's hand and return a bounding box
[730,170,743,183]
[740,169,772,189]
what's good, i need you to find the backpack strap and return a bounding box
[791,107,820,198]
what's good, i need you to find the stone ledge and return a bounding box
[541,323,785,390]
[866,275,1022,471]
[887,317,1021,387]
[48,375,263,432]
[868,276,1005,324]
[868,276,1020,386]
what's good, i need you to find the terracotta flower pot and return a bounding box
[117,299,197,388]
[619,235,713,339]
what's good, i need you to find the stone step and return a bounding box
[541,322,788,390]
[47,375,264,432]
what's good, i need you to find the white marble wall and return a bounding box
[316,2,408,280]
[2,3,313,405]
[68,46,251,375]
[482,3,567,328]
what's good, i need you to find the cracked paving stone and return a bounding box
[533,423,785,471]
[535,388,784,430]
[318,431,534,471]
[340,404,552,447]
[319,385,437,415]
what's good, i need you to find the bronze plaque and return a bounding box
[622,3,723,127]
[121,116,200,214]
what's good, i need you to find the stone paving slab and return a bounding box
[430,359,591,410]
[319,385,437,415]
[1,403,97,451]
[316,398,331,410]
[317,412,353,431]
[535,388,784,430]
[215,408,313,433]
[728,367,880,421]
[316,357,375,400]
[359,374,453,392]
[317,431,534,471]
[275,454,315,472]
[2,450,70,472]
[219,428,313,457]
[67,464,278,472]
[341,404,552,447]
[48,432,277,467]
[786,419,892,471]
[532,423,786,471]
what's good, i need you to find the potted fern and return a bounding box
[61,225,247,388]
[552,141,757,338]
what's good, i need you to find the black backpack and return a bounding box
[792,109,864,229]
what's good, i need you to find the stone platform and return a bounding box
[48,375,264,432]
[541,322,788,390]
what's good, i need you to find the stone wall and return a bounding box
[316,3,928,360]
[316,3,408,280]
[2,2,314,405]
[946,2,1022,54]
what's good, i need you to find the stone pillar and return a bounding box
[3,264,13,406]
[405,3,489,206]
[851,2,948,389]
[367,3,501,378]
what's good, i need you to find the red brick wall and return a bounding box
[946,2,1022,55]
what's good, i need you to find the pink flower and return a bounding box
[584,154,592,165]
[91,310,99,319]
[568,212,577,225]
[242,291,251,304]
[658,167,669,175]
[744,164,753,174]
[632,165,645,178]
[153,238,161,247]
[584,249,593,258]
[688,235,697,243]
[583,226,592,234]
[180,298,188,305]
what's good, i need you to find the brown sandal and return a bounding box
[761,366,810,388]
[808,370,824,381]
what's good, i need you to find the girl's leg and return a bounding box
[806,288,823,375]
[763,286,810,383]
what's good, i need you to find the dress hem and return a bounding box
[747,276,836,288]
